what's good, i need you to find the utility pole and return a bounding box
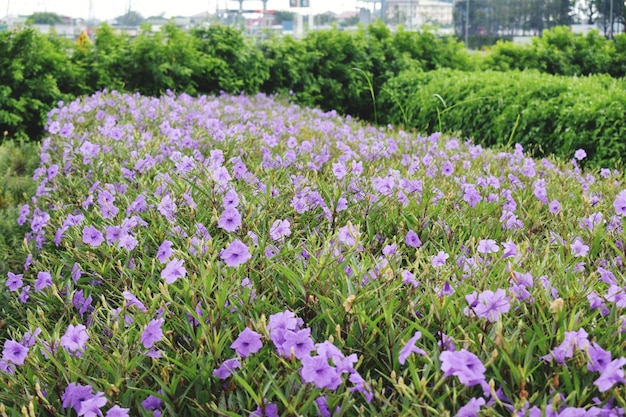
[610,0,614,38]
[465,0,469,47]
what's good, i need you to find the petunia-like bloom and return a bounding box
[2,340,28,365]
[6,272,24,292]
[250,400,279,417]
[105,405,130,417]
[469,289,511,322]
[62,383,94,412]
[141,393,163,411]
[587,342,612,373]
[541,329,590,364]
[405,230,421,248]
[594,357,626,392]
[548,200,561,214]
[281,328,315,359]
[161,258,186,284]
[399,331,427,365]
[78,391,107,417]
[218,206,242,232]
[614,190,626,216]
[61,324,89,352]
[300,355,341,389]
[220,240,251,267]
[212,357,241,379]
[570,237,589,257]
[156,240,173,264]
[231,328,263,357]
[432,251,449,268]
[141,318,164,349]
[82,225,104,247]
[574,149,587,160]
[269,219,291,241]
[456,397,486,417]
[35,271,53,292]
[477,239,499,254]
[440,349,487,389]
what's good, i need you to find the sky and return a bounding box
[2,0,361,20]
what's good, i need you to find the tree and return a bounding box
[27,12,63,25]
[115,11,144,27]
[274,11,296,23]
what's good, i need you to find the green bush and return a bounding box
[0,28,85,142]
[378,68,626,168]
[482,26,616,76]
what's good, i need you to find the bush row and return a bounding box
[483,26,626,77]
[2,22,626,168]
[0,22,476,142]
[378,68,626,168]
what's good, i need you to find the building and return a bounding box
[385,0,452,28]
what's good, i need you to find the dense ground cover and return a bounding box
[3,91,626,415]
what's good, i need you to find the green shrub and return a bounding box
[0,28,84,142]
[379,69,626,168]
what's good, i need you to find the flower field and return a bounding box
[2,91,626,416]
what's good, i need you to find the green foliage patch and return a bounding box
[379,68,626,168]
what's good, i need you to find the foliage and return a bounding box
[483,26,615,75]
[190,24,269,95]
[0,28,83,142]
[378,68,626,168]
[3,91,626,415]
[27,12,64,25]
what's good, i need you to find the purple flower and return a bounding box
[269,219,291,241]
[123,291,147,312]
[456,397,485,417]
[35,271,53,292]
[399,331,427,364]
[300,355,341,389]
[220,240,252,267]
[156,240,174,264]
[405,230,421,248]
[587,342,612,372]
[141,393,163,411]
[594,357,626,392]
[401,270,418,288]
[6,272,24,292]
[570,237,589,257]
[61,324,89,352]
[62,383,94,412]
[548,200,561,214]
[82,226,104,247]
[338,222,360,246]
[477,239,499,254]
[161,258,186,284]
[468,289,510,322]
[432,251,449,267]
[541,329,590,364]
[218,206,242,232]
[223,189,240,208]
[501,241,517,258]
[250,400,279,417]
[440,349,487,389]
[141,318,164,349]
[281,328,315,359]
[2,340,28,365]
[574,149,587,160]
[231,328,263,357]
[614,190,626,216]
[212,357,241,379]
[78,391,107,417]
[106,405,130,417]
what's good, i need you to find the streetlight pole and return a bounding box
[465,0,469,47]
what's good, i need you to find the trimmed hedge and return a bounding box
[378,68,626,168]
